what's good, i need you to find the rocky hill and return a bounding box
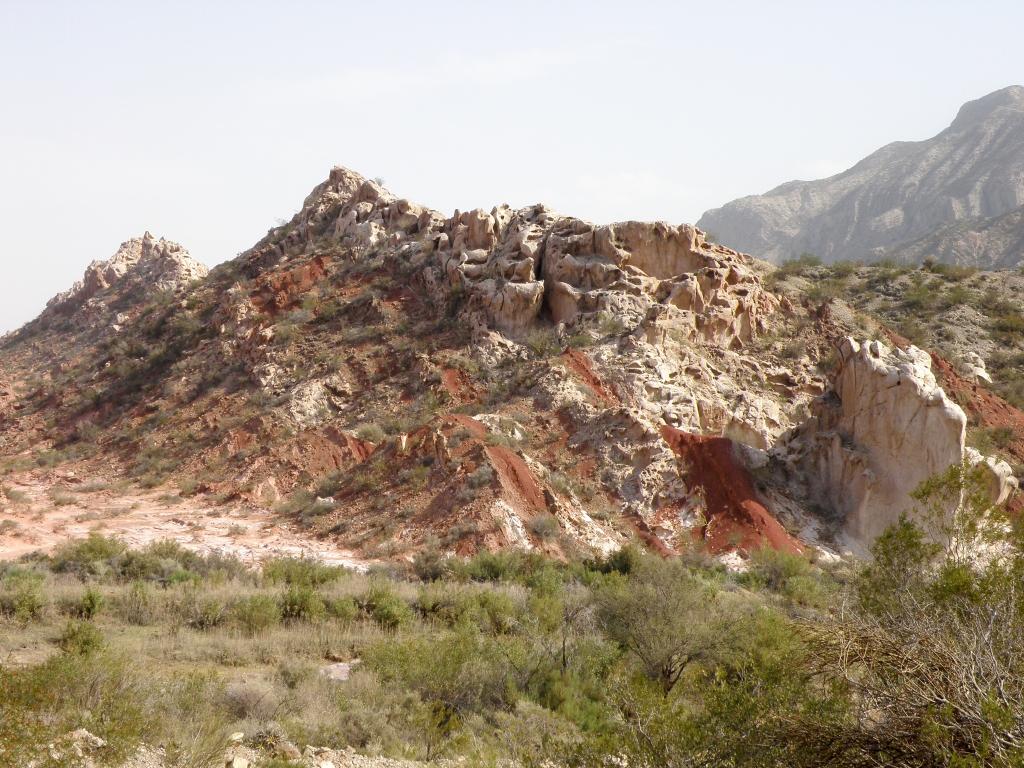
[0,167,1019,566]
[698,85,1024,266]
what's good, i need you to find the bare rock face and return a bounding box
[244,166,442,271]
[699,85,1024,266]
[543,220,775,347]
[428,207,775,348]
[258,167,777,352]
[784,338,991,547]
[433,204,549,333]
[45,232,208,318]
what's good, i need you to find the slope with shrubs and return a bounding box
[2,459,1021,767]
[770,255,1024,469]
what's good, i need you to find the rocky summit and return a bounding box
[699,85,1024,266]
[0,166,1018,567]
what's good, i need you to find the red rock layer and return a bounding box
[661,426,800,555]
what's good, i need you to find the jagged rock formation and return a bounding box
[247,168,777,351]
[699,86,1024,265]
[44,232,208,321]
[2,166,1020,566]
[782,337,1016,547]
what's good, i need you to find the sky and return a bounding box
[1,0,1022,332]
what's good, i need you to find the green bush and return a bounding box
[412,541,449,582]
[327,596,360,625]
[279,585,326,623]
[0,569,46,623]
[263,557,347,587]
[71,587,105,619]
[232,594,281,635]
[50,533,127,578]
[117,580,154,625]
[365,625,518,714]
[59,620,105,656]
[181,592,227,631]
[0,653,147,766]
[365,583,414,631]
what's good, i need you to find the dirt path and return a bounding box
[0,474,370,570]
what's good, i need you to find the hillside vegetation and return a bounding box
[2,461,1023,767]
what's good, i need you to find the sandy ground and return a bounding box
[0,472,371,570]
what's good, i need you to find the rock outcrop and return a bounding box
[45,232,208,318]
[429,208,775,348]
[699,85,1024,266]
[784,337,1015,548]
[11,163,1020,566]
[253,166,777,352]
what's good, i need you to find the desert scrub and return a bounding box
[0,569,46,623]
[58,619,106,655]
[231,594,282,635]
[279,585,327,623]
[364,582,414,631]
[262,556,348,587]
[2,501,1007,768]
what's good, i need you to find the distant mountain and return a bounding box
[698,85,1024,266]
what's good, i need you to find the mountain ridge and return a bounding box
[0,166,1018,569]
[698,85,1024,265]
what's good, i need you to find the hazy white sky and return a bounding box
[1,0,1022,332]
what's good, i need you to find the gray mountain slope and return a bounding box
[698,86,1024,264]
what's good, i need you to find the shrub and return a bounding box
[182,593,227,631]
[413,540,449,582]
[0,653,148,766]
[232,594,281,635]
[467,465,495,488]
[597,312,628,336]
[118,580,153,625]
[50,533,127,578]
[72,587,105,620]
[58,620,105,656]
[525,327,561,358]
[49,487,76,507]
[774,252,822,278]
[528,514,560,542]
[355,422,385,442]
[365,625,519,715]
[327,596,360,625]
[597,558,725,693]
[589,545,644,576]
[279,585,326,623]
[0,570,45,623]
[262,557,347,587]
[742,548,831,608]
[365,583,414,631]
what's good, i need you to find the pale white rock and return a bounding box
[956,351,993,383]
[965,447,1019,505]
[789,338,969,546]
